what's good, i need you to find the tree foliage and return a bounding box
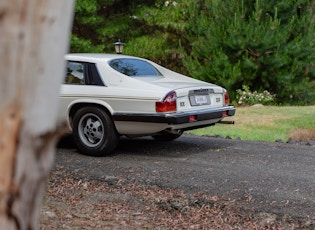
[71,0,189,72]
[71,0,315,105]
[71,0,159,53]
[183,0,315,104]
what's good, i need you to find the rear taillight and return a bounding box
[156,91,177,112]
[224,90,230,105]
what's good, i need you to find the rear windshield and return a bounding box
[109,58,162,77]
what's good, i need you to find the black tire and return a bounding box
[152,130,183,141]
[72,107,119,156]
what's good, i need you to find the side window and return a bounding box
[65,62,85,84]
[109,58,162,77]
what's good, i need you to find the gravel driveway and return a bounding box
[53,134,315,228]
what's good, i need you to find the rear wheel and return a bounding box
[152,130,183,141]
[72,107,119,156]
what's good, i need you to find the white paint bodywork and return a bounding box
[58,53,234,136]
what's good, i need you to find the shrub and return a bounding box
[236,85,276,106]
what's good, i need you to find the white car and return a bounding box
[58,53,236,156]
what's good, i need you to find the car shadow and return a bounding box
[56,134,231,158]
[114,135,229,157]
[56,134,76,149]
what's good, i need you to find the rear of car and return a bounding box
[110,57,235,135]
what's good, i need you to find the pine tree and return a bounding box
[71,0,158,54]
[183,0,315,104]
[71,0,190,73]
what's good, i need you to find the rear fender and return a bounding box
[67,99,114,130]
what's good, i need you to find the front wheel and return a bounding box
[152,130,183,141]
[72,107,119,156]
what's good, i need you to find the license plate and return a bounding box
[195,95,208,104]
[190,94,210,106]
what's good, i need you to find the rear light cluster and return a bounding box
[156,91,177,112]
[224,90,230,105]
[223,90,230,117]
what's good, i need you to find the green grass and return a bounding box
[188,106,315,142]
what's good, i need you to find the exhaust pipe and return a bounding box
[219,120,235,125]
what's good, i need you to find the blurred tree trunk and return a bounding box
[0,1,74,229]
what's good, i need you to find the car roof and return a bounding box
[65,53,144,63]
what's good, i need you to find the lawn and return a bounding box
[189,106,315,142]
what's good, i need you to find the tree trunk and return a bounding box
[0,1,74,229]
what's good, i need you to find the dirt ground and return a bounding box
[41,167,279,229]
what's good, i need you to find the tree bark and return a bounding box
[0,1,74,229]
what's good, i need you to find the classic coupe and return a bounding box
[58,53,236,156]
